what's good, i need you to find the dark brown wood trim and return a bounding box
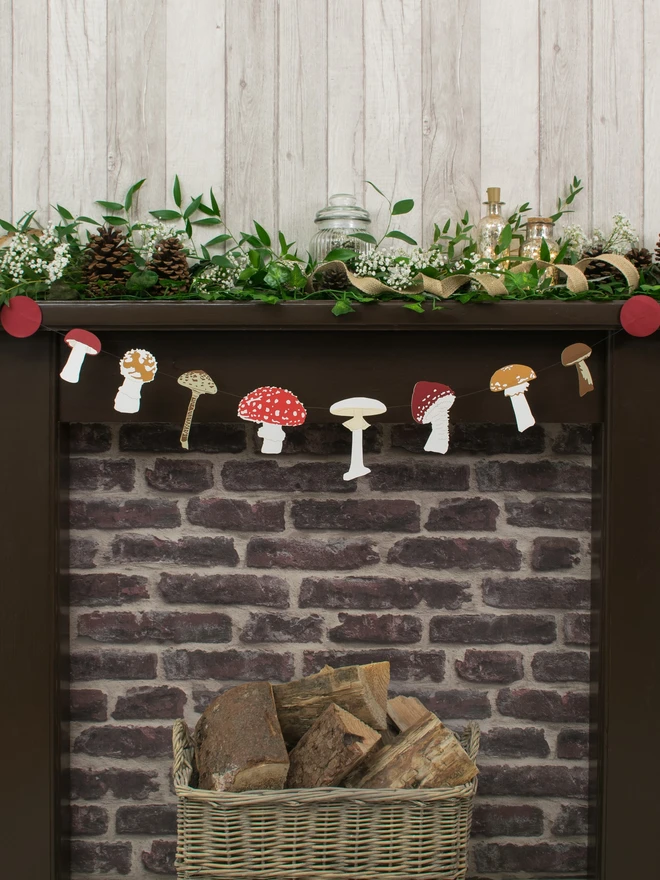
[598,331,660,878]
[0,332,61,878]
[39,299,625,331]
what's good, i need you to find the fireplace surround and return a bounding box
[1,300,659,879]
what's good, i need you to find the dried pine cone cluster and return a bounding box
[83,226,190,296]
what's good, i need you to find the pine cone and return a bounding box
[655,234,660,263]
[625,247,653,270]
[149,237,190,292]
[312,265,352,292]
[84,226,133,297]
[580,245,612,281]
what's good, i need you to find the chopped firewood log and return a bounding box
[194,681,289,792]
[273,662,389,745]
[286,703,381,788]
[387,695,432,733]
[347,713,477,790]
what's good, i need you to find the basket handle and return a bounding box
[462,722,481,762]
[172,719,195,788]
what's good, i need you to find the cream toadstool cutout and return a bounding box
[561,343,594,396]
[114,349,158,414]
[411,382,456,454]
[60,328,101,383]
[330,397,387,480]
[238,386,307,453]
[490,364,536,432]
[178,370,218,449]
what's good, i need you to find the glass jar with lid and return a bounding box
[309,193,373,263]
[520,217,560,282]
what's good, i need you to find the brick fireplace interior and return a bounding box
[65,418,593,878]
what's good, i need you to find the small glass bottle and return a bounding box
[520,217,560,282]
[475,187,509,262]
[309,193,372,263]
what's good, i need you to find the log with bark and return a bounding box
[346,712,478,790]
[194,681,289,792]
[273,661,390,745]
[286,703,381,788]
[387,695,433,733]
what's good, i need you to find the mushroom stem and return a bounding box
[344,424,370,481]
[180,391,200,450]
[424,409,450,454]
[60,344,89,384]
[258,422,286,454]
[575,359,594,396]
[114,375,144,414]
[504,383,535,432]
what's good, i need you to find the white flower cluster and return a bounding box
[133,222,187,260]
[593,212,639,255]
[561,223,588,255]
[47,241,71,283]
[0,233,48,282]
[353,247,447,290]
[194,251,249,291]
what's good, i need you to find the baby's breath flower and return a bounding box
[193,252,249,291]
[562,223,587,255]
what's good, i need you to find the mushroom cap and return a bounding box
[490,364,536,392]
[178,369,217,395]
[329,397,387,418]
[411,381,455,423]
[120,349,158,383]
[238,386,306,426]
[561,342,592,367]
[64,328,101,353]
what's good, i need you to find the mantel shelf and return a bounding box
[37,300,625,331]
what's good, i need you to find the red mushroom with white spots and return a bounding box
[60,328,101,383]
[411,381,456,454]
[238,386,307,454]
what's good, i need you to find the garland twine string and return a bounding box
[39,251,638,415]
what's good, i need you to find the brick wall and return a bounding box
[66,420,593,878]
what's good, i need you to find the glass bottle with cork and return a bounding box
[476,187,509,262]
[520,217,560,282]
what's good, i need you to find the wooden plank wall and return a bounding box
[0,0,656,249]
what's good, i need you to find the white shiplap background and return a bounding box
[0,0,658,252]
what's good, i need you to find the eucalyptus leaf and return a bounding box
[331,299,356,316]
[192,217,223,227]
[498,224,513,251]
[323,248,358,262]
[210,188,220,216]
[173,176,182,208]
[150,209,182,221]
[96,200,124,213]
[392,198,414,215]
[348,231,377,245]
[205,233,233,247]
[385,230,418,245]
[103,215,129,226]
[540,238,551,263]
[212,255,236,268]
[366,180,388,200]
[403,302,424,313]
[124,179,146,212]
[183,195,203,219]
[76,216,99,225]
[254,221,271,247]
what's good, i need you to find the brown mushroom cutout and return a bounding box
[490,364,537,432]
[562,343,594,397]
[178,370,218,449]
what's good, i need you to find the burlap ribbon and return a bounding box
[308,253,639,299]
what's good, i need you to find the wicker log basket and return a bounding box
[172,718,480,880]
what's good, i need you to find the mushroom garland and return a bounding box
[490,364,537,432]
[561,343,594,397]
[411,382,456,454]
[60,329,101,383]
[178,370,218,449]
[238,386,307,453]
[330,397,387,480]
[114,349,158,414]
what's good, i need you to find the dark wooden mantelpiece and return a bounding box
[0,301,658,880]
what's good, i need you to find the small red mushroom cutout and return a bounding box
[238,386,307,454]
[1,296,43,338]
[411,382,456,454]
[60,329,101,383]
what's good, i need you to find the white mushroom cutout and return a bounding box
[330,397,387,481]
[238,386,307,454]
[114,349,158,414]
[178,370,218,450]
[60,328,101,383]
[411,382,456,454]
[490,364,537,432]
[561,343,594,397]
